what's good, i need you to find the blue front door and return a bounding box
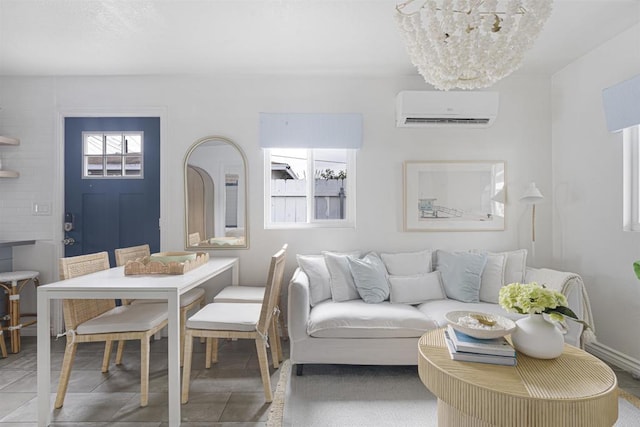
[64,117,161,266]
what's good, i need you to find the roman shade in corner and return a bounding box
[602,74,640,133]
[259,113,363,148]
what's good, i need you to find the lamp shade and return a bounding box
[520,182,543,204]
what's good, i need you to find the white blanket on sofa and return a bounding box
[525,267,596,346]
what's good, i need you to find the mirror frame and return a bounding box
[184,135,249,250]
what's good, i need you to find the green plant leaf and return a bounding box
[633,261,640,280]
[546,306,591,330]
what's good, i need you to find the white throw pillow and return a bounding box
[503,249,528,284]
[348,253,390,304]
[388,271,446,304]
[323,251,361,302]
[296,254,332,306]
[471,248,528,286]
[380,250,432,276]
[478,253,507,304]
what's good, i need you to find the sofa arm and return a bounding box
[287,267,312,342]
[525,267,595,348]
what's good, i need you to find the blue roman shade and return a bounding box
[259,113,363,148]
[602,74,640,133]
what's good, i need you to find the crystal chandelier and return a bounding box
[395,0,553,91]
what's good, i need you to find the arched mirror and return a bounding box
[184,136,248,249]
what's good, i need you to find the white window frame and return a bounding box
[82,131,144,179]
[624,125,640,231]
[264,148,356,229]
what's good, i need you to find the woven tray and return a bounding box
[124,252,210,275]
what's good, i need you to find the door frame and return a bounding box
[53,106,168,334]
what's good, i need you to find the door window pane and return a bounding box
[82,132,144,179]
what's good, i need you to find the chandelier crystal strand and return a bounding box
[395,0,553,90]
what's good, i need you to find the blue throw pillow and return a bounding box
[436,251,487,303]
[347,253,390,304]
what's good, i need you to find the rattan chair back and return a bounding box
[188,232,201,246]
[115,244,150,267]
[59,252,112,331]
[256,244,287,337]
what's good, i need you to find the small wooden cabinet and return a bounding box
[0,136,20,178]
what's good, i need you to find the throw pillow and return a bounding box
[436,250,487,303]
[379,250,432,276]
[323,251,362,302]
[388,271,446,304]
[347,253,390,304]
[478,252,507,304]
[503,249,528,284]
[296,254,332,306]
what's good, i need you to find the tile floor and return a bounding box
[0,336,285,426]
[1,336,640,426]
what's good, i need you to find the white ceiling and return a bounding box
[0,0,638,78]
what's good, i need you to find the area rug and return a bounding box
[266,361,640,427]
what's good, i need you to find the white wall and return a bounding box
[552,23,640,366]
[0,73,552,317]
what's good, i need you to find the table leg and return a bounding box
[231,260,239,285]
[167,291,181,427]
[37,291,51,427]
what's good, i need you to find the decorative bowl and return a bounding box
[445,310,516,340]
[149,251,197,264]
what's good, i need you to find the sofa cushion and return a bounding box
[324,251,363,302]
[503,249,528,284]
[348,252,390,304]
[380,250,432,275]
[308,299,437,338]
[297,254,332,306]
[478,252,507,304]
[416,299,524,328]
[435,250,487,303]
[388,271,445,304]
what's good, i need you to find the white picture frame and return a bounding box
[403,160,506,232]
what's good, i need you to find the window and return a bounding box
[625,125,640,230]
[264,148,356,228]
[83,132,143,178]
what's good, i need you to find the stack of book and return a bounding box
[444,324,517,366]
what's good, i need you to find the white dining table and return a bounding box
[37,257,239,427]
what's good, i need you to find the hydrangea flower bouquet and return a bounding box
[499,282,590,329]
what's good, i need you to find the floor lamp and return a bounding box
[520,182,544,257]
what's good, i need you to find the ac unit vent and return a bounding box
[404,117,491,125]
[396,91,499,128]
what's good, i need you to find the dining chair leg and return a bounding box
[268,321,280,369]
[199,299,206,344]
[180,307,187,367]
[181,330,194,404]
[140,337,150,407]
[0,331,7,358]
[205,337,214,369]
[101,340,113,373]
[211,338,218,364]
[55,341,78,408]
[115,340,126,365]
[255,337,273,402]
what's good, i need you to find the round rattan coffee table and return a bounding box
[418,329,618,427]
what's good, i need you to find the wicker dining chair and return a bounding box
[114,244,206,366]
[188,232,201,246]
[55,251,168,409]
[211,244,288,367]
[181,244,287,403]
[0,330,7,358]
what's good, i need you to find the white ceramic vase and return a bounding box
[510,313,564,359]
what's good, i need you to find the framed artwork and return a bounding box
[403,160,505,232]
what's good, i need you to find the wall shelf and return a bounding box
[0,170,19,178]
[0,136,20,146]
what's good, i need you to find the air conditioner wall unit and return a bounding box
[396,91,499,128]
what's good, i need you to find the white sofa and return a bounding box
[287,249,594,372]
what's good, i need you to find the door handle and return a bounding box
[63,237,75,246]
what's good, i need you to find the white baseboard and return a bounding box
[587,340,640,378]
